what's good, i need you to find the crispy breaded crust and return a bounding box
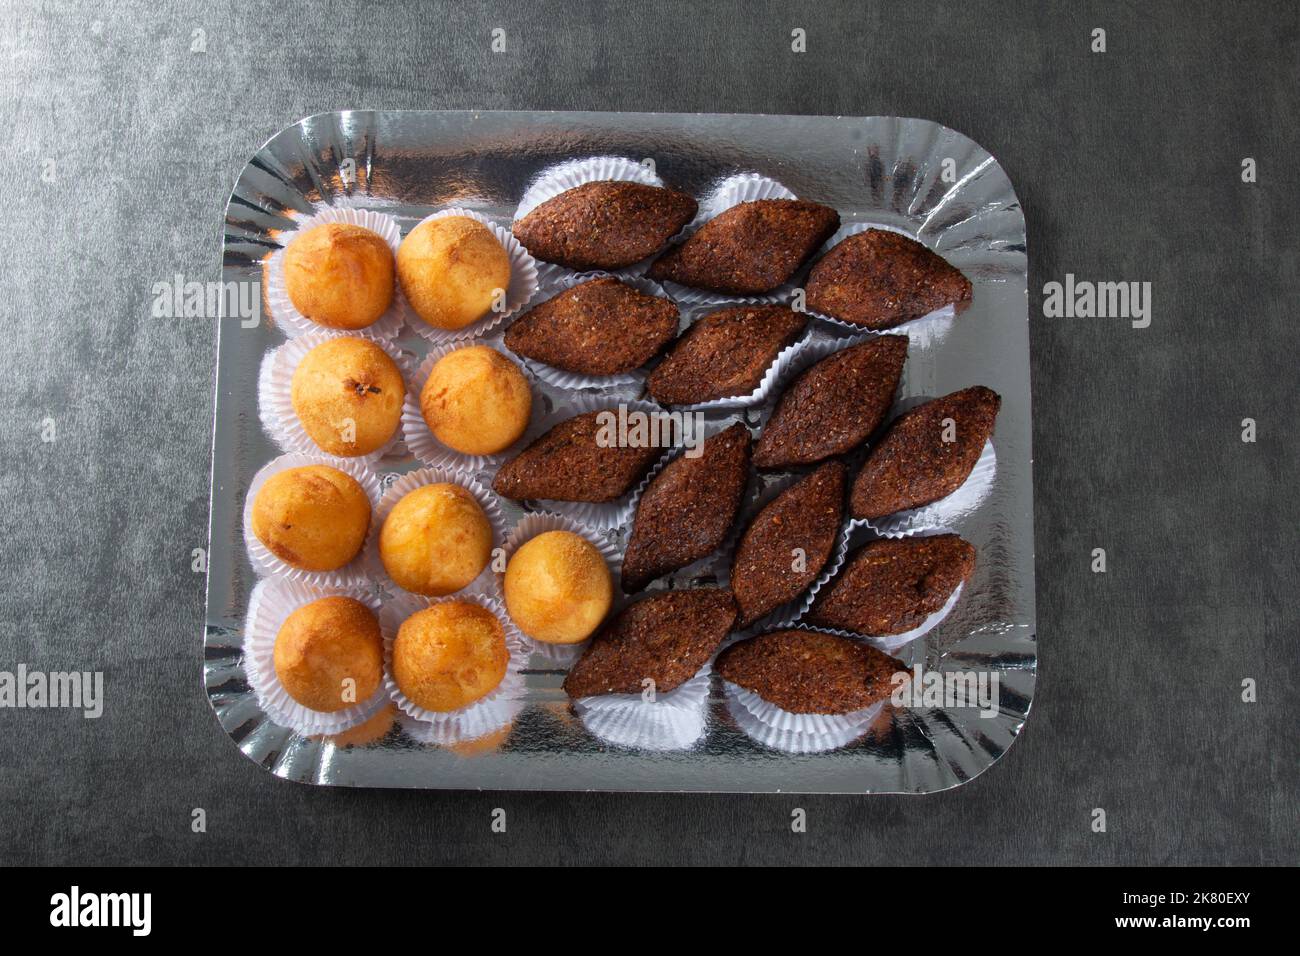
[647,199,840,295]
[503,276,679,375]
[850,385,1000,519]
[716,629,907,714]
[806,533,975,636]
[730,461,845,627]
[562,588,737,697]
[512,181,698,271]
[622,423,751,593]
[492,410,667,503]
[806,229,972,329]
[753,335,907,469]
[646,304,808,405]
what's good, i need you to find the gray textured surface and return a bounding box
[0,0,1294,865]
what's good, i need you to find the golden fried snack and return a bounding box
[274,596,384,713]
[283,223,395,330]
[251,465,371,571]
[420,345,531,455]
[503,531,612,644]
[379,483,493,596]
[290,337,404,456]
[392,602,510,712]
[398,216,511,330]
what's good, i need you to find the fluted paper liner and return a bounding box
[264,204,410,341]
[366,468,506,599]
[380,591,527,746]
[257,330,411,466]
[243,578,390,736]
[400,338,541,475]
[723,678,884,754]
[242,452,383,588]
[497,512,623,665]
[574,663,712,752]
[400,207,539,345]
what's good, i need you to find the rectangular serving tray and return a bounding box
[207,110,1034,792]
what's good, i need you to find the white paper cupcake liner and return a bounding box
[400,208,539,344]
[862,438,997,535]
[504,272,683,389]
[656,173,802,307]
[800,526,969,653]
[242,578,390,736]
[497,512,623,664]
[573,663,712,752]
[264,204,410,341]
[722,472,853,636]
[513,155,671,288]
[491,394,671,531]
[723,678,883,754]
[801,221,960,349]
[620,416,752,593]
[367,468,507,599]
[400,339,540,475]
[242,452,383,588]
[257,331,411,466]
[380,591,528,745]
[515,155,664,221]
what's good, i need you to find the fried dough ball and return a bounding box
[283,223,395,330]
[274,596,383,713]
[250,464,371,571]
[397,216,512,330]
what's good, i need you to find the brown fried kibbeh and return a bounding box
[492,409,667,503]
[807,533,975,636]
[850,385,1000,519]
[621,423,751,593]
[716,629,908,714]
[730,461,845,627]
[563,589,737,698]
[512,180,698,271]
[806,229,972,329]
[503,276,679,375]
[753,335,907,469]
[647,198,840,295]
[646,304,808,405]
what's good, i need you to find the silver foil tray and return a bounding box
[207,110,1034,792]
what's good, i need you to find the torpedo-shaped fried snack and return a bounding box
[753,335,907,469]
[647,199,840,295]
[730,462,845,627]
[806,533,975,636]
[562,588,737,697]
[492,409,668,503]
[850,385,999,519]
[806,229,972,329]
[512,181,698,271]
[621,423,751,593]
[716,629,908,714]
[503,276,679,375]
[645,304,808,405]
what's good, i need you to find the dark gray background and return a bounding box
[1,0,1294,865]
